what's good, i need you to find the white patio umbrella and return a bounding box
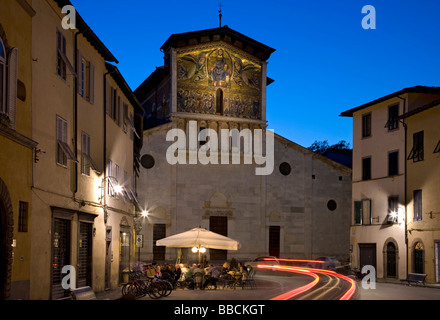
[156,227,241,263]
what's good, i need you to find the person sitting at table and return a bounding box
[203,264,219,290]
[222,261,230,272]
[185,264,196,289]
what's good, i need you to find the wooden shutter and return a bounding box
[354,201,362,225]
[7,48,18,129]
[89,62,94,104]
[76,49,82,94]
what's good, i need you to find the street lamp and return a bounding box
[191,246,206,264]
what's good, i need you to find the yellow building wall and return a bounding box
[406,104,440,283]
[0,0,35,299]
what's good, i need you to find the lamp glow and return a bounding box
[114,184,123,194]
[141,210,149,217]
[199,247,206,253]
[192,247,198,253]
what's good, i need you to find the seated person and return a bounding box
[203,264,219,290]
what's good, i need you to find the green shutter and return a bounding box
[354,201,362,225]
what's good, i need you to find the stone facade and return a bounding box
[134,26,352,264]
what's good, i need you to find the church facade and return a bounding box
[134,26,352,264]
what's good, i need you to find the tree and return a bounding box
[308,140,351,155]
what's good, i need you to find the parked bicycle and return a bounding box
[122,271,171,299]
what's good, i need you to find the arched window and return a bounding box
[0,37,6,115]
[216,88,223,115]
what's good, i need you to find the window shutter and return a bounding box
[89,62,94,104]
[362,199,371,225]
[354,201,362,225]
[7,48,18,129]
[76,49,82,94]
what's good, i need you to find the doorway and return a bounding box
[269,226,280,257]
[386,242,397,278]
[359,243,377,277]
[119,228,131,283]
[0,199,8,299]
[414,242,424,274]
[210,216,227,261]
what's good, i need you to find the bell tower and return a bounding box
[135,26,275,135]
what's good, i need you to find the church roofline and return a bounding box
[160,25,276,61]
[274,133,352,174]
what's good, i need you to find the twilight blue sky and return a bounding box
[70,0,440,148]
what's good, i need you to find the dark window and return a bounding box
[386,104,399,130]
[362,157,371,180]
[408,131,424,162]
[388,151,398,176]
[362,113,371,138]
[18,201,28,232]
[413,190,422,221]
[354,201,362,224]
[216,89,223,114]
[279,162,291,176]
[269,226,280,258]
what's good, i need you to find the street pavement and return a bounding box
[95,270,440,301]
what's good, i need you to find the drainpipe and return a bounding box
[397,95,408,276]
[103,69,116,222]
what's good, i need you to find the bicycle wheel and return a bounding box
[161,280,173,297]
[147,282,163,299]
[122,283,139,297]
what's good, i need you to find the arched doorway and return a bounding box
[414,241,424,274]
[0,178,13,300]
[386,242,397,278]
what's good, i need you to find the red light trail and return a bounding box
[258,264,356,300]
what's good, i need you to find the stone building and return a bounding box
[134,26,352,264]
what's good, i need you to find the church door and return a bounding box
[209,216,227,261]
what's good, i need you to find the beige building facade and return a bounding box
[341,86,440,282]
